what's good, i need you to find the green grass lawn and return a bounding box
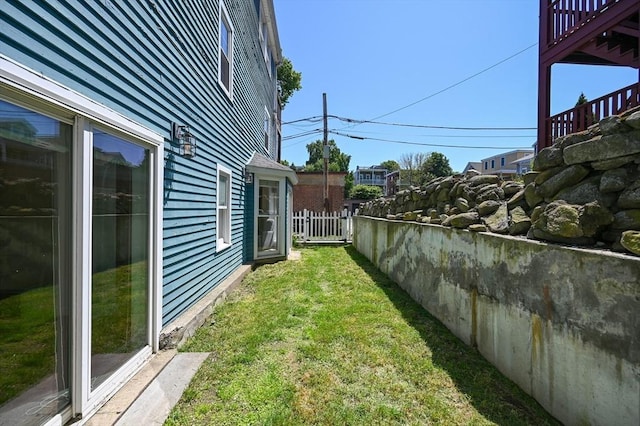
[0,261,146,405]
[167,246,559,426]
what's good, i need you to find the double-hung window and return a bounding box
[217,164,232,251]
[264,107,270,152]
[219,2,233,97]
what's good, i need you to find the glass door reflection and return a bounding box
[91,129,149,390]
[257,180,280,257]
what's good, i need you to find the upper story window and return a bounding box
[484,161,488,170]
[219,2,234,97]
[264,107,271,152]
[501,157,505,167]
[491,159,495,169]
[259,18,272,76]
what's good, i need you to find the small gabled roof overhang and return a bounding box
[246,151,298,185]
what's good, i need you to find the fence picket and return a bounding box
[292,209,353,242]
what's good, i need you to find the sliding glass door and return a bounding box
[0,96,160,425]
[91,130,150,390]
[0,100,72,425]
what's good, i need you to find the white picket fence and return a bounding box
[292,209,353,242]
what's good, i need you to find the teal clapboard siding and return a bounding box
[0,0,279,325]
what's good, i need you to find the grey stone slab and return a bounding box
[115,352,209,426]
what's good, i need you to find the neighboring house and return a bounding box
[385,170,401,196]
[354,165,388,192]
[293,171,347,212]
[512,153,535,176]
[0,1,296,424]
[537,0,639,150]
[479,150,534,178]
[462,162,482,175]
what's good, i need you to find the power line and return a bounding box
[282,116,323,125]
[282,114,536,131]
[329,130,532,150]
[281,129,322,141]
[331,115,536,131]
[343,42,539,127]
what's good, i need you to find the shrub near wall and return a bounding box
[358,106,640,256]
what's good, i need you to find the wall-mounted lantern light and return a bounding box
[172,123,196,158]
[245,169,253,184]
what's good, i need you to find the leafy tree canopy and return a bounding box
[304,139,351,172]
[349,184,383,200]
[421,152,453,183]
[277,57,302,108]
[379,160,400,171]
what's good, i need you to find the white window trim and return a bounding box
[264,106,271,153]
[1,54,164,420]
[216,164,233,252]
[218,1,234,99]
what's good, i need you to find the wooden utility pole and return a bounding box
[322,93,329,212]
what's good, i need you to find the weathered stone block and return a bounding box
[477,200,501,216]
[600,168,628,193]
[523,171,539,186]
[612,210,640,230]
[534,166,565,185]
[599,115,632,135]
[564,131,640,165]
[468,223,487,232]
[483,203,509,234]
[555,127,599,151]
[455,197,470,213]
[476,185,505,204]
[524,183,544,208]
[553,175,617,207]
[534,146,564,171]
[468,174,501,187]
[537,165,590,198]
[590,153,640,170]
[618,180,640,209]
[624,109,640,130]
[509,206,531,235]
[502,181,523,196]
[620,230,640,255]
[449,212,480,229]
[507,188,525,209]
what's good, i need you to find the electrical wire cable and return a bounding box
[329,130,532,150]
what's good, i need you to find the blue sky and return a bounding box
[274,0,638,173]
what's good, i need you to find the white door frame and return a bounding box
[0,55,164,423]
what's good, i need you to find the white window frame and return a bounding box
[0,54,164,423]
[216,164,232,252]
[264,106,271,153]
[218,1,234,99]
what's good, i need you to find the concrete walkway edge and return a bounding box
[114,352,209,425]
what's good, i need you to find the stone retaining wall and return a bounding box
[353,216,640,426]
[358,106,640,256]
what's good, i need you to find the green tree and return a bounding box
[575,92,594,129]
[349,184,383,200]
[277,57,302,108]
[304,139,351,172]
[398,152,428,186]
[421,152,453,183]
[379,160,400,172]
[344,171,354,199]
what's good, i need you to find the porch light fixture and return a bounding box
[172,123,196,158]
[245,168,253,184]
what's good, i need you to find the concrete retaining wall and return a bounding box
[353,215,640,426]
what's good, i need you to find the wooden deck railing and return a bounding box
[547,82,640,142]
[546,0,620,46]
